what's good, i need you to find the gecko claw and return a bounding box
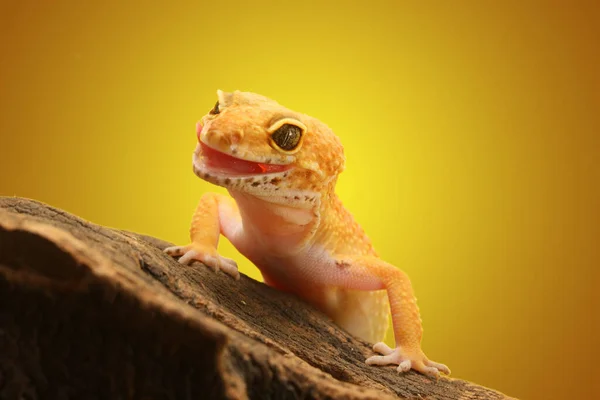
[365,342,450,377]
[164,245,240,280]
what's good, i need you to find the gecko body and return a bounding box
[166,90,450,377]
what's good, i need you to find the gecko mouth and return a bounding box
[195,142,292,177]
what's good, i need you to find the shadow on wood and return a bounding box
[0,197,512,399]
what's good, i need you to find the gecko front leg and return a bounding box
[164,192,244,280]
[328,255,450,377]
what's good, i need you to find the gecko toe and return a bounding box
[217,256,240,279]
[178,249,199,265]
[420,365,441,378]
[365,354,399,366]
[372,342,394,355]
[201,255,221,272]
[164,245,186,256]
[397,360,412,372]
[426,360,451,375]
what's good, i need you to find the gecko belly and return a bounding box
[254,247,390,343]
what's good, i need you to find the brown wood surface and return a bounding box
[0,197,514,399]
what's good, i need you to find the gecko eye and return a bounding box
[209,101,220,115]
[271,123,303,151]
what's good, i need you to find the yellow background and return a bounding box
[1,1,598,398]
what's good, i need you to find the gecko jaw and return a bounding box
[193,143,294,190]
[194,142,292,175]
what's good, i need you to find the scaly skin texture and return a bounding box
[165,90,450,377]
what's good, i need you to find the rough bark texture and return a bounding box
[0,197,513,400]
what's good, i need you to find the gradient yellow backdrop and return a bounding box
[1,1,598,399]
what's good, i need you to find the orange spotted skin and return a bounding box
[165,90,450,377]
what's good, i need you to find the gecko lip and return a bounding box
[194,142,292,177]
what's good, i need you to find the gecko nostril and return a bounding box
[230,129,244,145]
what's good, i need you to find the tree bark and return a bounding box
[0,197,514,400]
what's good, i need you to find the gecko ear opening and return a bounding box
[267,118,307,154]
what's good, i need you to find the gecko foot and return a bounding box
[164,244,240,280]
[365,342,450,377]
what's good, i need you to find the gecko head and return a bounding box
[193,90,345,201]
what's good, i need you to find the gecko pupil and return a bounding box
[209,101,220,115]
[271,124,302,151]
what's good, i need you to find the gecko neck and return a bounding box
[228,186,333,255]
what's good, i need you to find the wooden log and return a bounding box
[0,197,513,399]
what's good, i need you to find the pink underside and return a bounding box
[200,142,290,174]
